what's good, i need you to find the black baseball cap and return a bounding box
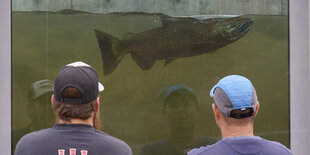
[54,61,104,104]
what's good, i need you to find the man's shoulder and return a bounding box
[15,127,132,155]
[260,138,292,154]
[18,127,129,147]
[17,128,52,142]
[14,128,56,154]
[188,137,292,155]
[94,130,130,146]
[187,140,223,155]
[80,129,132,154]
[220,136,292,155]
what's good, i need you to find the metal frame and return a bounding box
[0,0,11,154]
[289,0,310,154]
[0,0,309,154]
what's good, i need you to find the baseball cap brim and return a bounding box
[31,79,54,99]
[209,85,217,97]
[67,61,104,92]
[98,83,104,92]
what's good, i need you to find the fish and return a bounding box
[94,15,254,75]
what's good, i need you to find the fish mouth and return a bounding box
[228,18,254,41]
[237,18,254,35]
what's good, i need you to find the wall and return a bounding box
[12,0,288,15]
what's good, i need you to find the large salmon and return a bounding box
[94,15,254,75]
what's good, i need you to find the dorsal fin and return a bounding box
[130,53,156,71]
[164,58,176,66]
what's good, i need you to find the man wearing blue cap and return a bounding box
[15,61,132,155]
[188,75,292,155]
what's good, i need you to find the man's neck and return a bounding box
[59,118,93,126]
[220,125,254,138]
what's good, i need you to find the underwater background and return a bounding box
[12,1,288,154]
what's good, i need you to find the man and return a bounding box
[15,61,132,155]
[140,85,216,155]
[188,75,292,155]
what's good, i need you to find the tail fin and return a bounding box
[94,29,127,75]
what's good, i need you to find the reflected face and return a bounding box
[164,96,199,131]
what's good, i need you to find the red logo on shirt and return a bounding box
[70,148,76,155]
[58,149,65,155]
[81,150,88,155]
[58,148,88,155]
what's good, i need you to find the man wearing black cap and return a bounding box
[188,75,292,155]
[15,61,132,155]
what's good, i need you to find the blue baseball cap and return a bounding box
[209,75,258,118]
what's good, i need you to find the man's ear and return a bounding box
[253,101,260,117]
[51,94,55,107]
[95,97,100,113]
[212,103,220,121]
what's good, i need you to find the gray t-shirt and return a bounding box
[187,136,292,155]
[15,124,132,155]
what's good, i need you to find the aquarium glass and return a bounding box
[12,0,289,154]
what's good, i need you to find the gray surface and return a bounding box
[0,0,11,154]
[12,0,288,15]
[289,0,310,154]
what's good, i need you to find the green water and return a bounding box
[12,11,289,154]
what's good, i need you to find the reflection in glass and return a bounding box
[139,85,216,155]
[13,79,55,151]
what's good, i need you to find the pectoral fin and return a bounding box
[164,58,176,66]
[131,53,156,71]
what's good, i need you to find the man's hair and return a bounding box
[52,87,96,122]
